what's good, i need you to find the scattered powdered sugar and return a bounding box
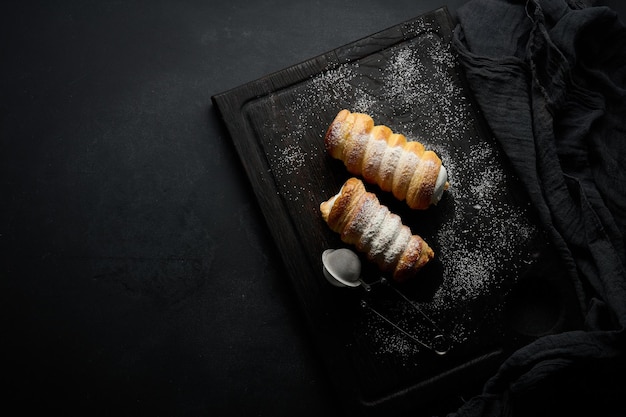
[255,22,541,360]
[369,211,402,265]
[265,139,316,202]
[406,139,541,347]
[274,144,307,175]
[303,64,363,110]
[363,319,422,365]
[346,33,466,148]
[263,64,364,202]
[351,46,538,357]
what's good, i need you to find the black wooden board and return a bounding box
[212,7,581,415]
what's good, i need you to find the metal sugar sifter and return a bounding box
[322,248,452,356]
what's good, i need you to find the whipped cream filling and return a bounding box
[431,165,448,205]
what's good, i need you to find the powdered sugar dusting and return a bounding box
[383,35,471,144]
[407,139,541,346]
[278,144,307,174]
[369,211,402,265]
[252,22,541,361]
[358,198,387,249]
[336,187,412,270]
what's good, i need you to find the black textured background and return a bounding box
[2,1,624,416]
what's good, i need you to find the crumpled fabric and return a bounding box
[446,0,626,416]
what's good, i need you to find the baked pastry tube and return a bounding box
[325,109,449,210]
[320,177,434,282]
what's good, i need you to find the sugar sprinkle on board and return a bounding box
[255,24,541,364]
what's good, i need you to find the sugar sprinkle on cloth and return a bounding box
[446,0,626,416]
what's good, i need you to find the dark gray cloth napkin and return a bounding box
[447,0,626,415]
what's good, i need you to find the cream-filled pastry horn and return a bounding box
[320,177,433,282]
[325,109,449,210]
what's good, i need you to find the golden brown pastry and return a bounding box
[320,177,434,282]
[325,109,449,210]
